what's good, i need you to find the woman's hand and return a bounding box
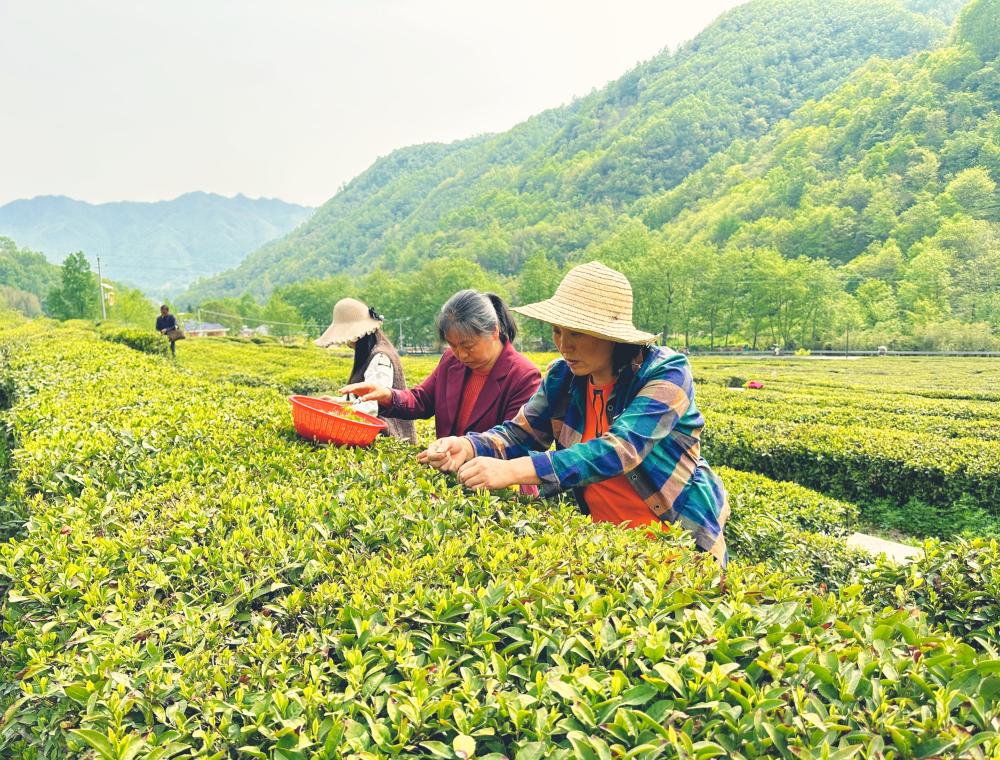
[339,382,392,405]
[419,436,473,472]
[457,458,518,491]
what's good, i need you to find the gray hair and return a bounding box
[436,290,517,343]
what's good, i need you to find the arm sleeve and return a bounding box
[465,377,555,461]
[350,354,393,416]
[382,357,441,420]
[531,364,692,497]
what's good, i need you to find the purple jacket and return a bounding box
[383,340,542,439]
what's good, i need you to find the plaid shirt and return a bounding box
[467,347,729,565]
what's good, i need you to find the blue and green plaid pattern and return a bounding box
[467,347,729,565]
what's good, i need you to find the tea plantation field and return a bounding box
[3,320,1000,759]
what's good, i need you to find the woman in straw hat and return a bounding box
[315,298,417,444]
[422,262,729,565]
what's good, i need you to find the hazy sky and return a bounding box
[0,0,747,209]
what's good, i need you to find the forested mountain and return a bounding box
[186,0,948,303]
[596,0,1000,350]
[0,192,312,294]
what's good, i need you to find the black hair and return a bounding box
[160,305,169,310]
[350,307,385,379]
[436,290,517,344]
[612,343,645,375]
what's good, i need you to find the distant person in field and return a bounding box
[340,290,542,492]
[316,298,417,444]
[156,305,179,357]
[421,262,730,566]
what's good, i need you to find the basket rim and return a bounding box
[288,395,388,430]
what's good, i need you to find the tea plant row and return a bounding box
[2,320,1000,759]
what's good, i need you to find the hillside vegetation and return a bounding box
[184,0,948,305]
[0,237,60,317]
[625,0,1000,350]
[0,192,312,294]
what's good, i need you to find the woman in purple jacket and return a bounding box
[339,290,542,443]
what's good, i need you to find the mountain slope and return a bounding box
[0,192,313,294]
[185,0,948,302]
[583,0,1000,346]
[184,117,563,301]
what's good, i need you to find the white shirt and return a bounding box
[345,353,394,416]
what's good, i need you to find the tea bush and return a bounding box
[3,323,1000,758]
[858,538,1000,645]
[718,468,867,589]
[696,385,1000,442]
[98,324,170,356]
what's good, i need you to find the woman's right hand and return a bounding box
[338,382,392,405]
[419,436,473,472]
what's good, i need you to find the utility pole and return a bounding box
[846,323,850,359]
[391,317,409,352]
[96,256,107,320]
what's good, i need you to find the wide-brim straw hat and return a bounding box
[512,261,657,345]
[314,298,382,347]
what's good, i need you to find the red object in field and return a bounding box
[288,395,387,446]
[747,381,765,389]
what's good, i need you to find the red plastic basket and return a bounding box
[288,395,387,446]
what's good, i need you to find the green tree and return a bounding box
[197,298,252,334]
[108,285,159,327]
[515,252,562,349]
[0,237,60,301]
[832,294,866,352]
[263,295,304,344]
[859,191,899,244]
[274,275,355,336]
[46,251,99,321]
[0,285,42,317]
[956,0,1000,62]
[856,279,900,326]
[405,258,500,348]
[898,246,954,322]
[945,168,998,221]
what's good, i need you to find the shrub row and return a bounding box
[690,357,1000,403]
[97,323,170,356]
[697,386,1000,440]
[2,322,1000,758]
[702,414,1000,514]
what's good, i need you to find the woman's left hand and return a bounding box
[457,458,516,491]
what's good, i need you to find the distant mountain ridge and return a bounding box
[0,192,313,294]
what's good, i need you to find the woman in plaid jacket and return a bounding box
[422,262,729,566]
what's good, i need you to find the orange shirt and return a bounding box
[581,378,660,530]
[454,368,491,436]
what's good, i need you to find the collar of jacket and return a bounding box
[566,346,656,423]
[444,339,517,425]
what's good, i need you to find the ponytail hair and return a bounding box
[437,289,517,344]
[484,292,517,342]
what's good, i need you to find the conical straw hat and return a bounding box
[314,298,382,347]
[513,261,656,345]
